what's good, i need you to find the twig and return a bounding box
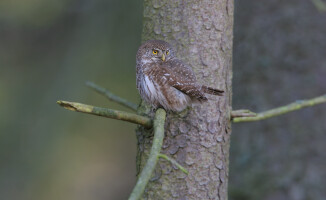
[158,153,188,174]
[86,81,138,111]
[232,94,326,123]
[231,109,257,118]
[128,109,166,200]
[57,100,152,128]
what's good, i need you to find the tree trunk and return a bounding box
[136,0,234,199]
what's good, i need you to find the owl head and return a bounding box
[136,40,175,64]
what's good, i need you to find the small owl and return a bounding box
[136,40,224,112]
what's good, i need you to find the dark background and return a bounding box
[231,1,326,200]
[0,0,325,199]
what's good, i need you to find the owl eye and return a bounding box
[152,50,158,55]
[166,50,169,55]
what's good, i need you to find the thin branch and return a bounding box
[129,108,166,200]
[57,100,152,128]
[158,153,188,175]
[86,81,138,111]
[232,94,326,123]
[231,109,257,118]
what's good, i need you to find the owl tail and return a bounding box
[201,85,224,96]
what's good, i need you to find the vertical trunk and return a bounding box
[136,0,233,199]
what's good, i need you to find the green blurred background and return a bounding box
[0,0,325,200]
[1,0,141,199]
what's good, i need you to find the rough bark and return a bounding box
[136,0,234,199]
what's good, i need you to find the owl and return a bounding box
[136,40,224,112]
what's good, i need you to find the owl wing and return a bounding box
[159,60,208,101]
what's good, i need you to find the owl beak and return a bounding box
[161,54,166,62]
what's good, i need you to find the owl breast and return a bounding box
[139,74,191,112]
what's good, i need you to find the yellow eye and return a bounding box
[153,50,158,55]
[166,50,169,55]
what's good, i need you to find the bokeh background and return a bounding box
[0,0,325,199]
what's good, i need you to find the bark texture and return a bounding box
[136,0,234,199]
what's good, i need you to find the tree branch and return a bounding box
[231,109,257,118]
[158,153,188,175]
[86,81,138,111]
[232,94,326,123]
[57,100,152,128]
[128,108,166,200]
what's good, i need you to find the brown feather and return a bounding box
[136,40,224,112]
[201,85,224,96]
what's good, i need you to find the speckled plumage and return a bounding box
[136,40,223,112]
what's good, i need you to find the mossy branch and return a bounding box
[231,109,257,118]
[232,94,326,123]
[158,153,188,174]
[86,81,138,111]
[57,100,152,128]
[128,108,166,200]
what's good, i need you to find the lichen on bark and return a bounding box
[136,0,234,199]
